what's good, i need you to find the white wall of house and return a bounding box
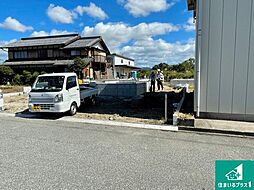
[196,0,254,121]
[113,56,134,66]
[111,54,135,78]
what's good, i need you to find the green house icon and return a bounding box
[225,164,243,181]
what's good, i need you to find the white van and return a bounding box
[28,73,98,115]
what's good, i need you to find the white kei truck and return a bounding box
[28,73,98,115]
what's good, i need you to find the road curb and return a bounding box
[1,112,253,137]
[0,112,40,118]
[178,126,254,138]
[59,117,179,132]
[0,112,179,132]
[0,112,15,117]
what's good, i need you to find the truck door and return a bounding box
[66,76,80,107]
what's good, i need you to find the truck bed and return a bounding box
[79,86,98,102]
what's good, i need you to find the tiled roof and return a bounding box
[62,36,101,49]
[3,60,74,66]
[2,34,79,48]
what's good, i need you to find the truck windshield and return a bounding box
[31,76,65,92]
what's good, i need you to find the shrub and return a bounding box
[22,70,32,85]
[0,65,14,84]
[13,74,22,85]
[31,72,40,84]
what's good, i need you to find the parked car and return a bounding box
[28,73,98,115]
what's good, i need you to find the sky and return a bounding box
[0,0,195,67]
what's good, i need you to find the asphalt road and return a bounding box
[0,115,254,190]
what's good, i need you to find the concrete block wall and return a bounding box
[97,81,149,98]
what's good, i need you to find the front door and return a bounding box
[66,76,80,107]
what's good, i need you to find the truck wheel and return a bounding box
[69,102,77,116]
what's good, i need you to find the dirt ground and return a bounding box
[3,95,28,113]
[2,94,172,124]
[1,83,194,125]
[0,86,24,93]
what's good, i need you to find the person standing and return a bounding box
[157,70,164,91]
[150,71,156,92]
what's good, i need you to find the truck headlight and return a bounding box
[54,93,63,103]
[28,94,31,102]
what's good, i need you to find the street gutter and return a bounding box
[178,126,254,138]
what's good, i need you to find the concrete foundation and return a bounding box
[97,80,150,98]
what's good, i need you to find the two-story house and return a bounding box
[1,34,112,80]
[109,53,140,79]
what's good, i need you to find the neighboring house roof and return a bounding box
[63,36,100,49]
[111,53,134,61]
[63,36,110,54]
[2,60,74,66]
[2,34,79,48]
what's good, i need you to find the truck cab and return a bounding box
[29,73,81,115]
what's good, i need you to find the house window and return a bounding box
[47,50,53,57]
[38,49,47,58]
[71,50,81,56]
[121,59,123,63]
[53,50,60,58]
[14,51,27,59]
[8,52,14,60]
[129,61,130,65]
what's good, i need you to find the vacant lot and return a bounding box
[3,95,28,113]
[2,93,179,124]
[1,83,192,125]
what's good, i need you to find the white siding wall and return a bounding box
[114,56,134,66]
[198,0,254,117]
[246,0,254,115]
[219,0,237,114]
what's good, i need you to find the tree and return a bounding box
[138,70,151,79]
[151,58,195,80]
[152,63,169,71]
[0,65,14,84]
[69,57,90,79]
[22,70,33,85]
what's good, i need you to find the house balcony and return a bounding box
[93,55,107,63]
